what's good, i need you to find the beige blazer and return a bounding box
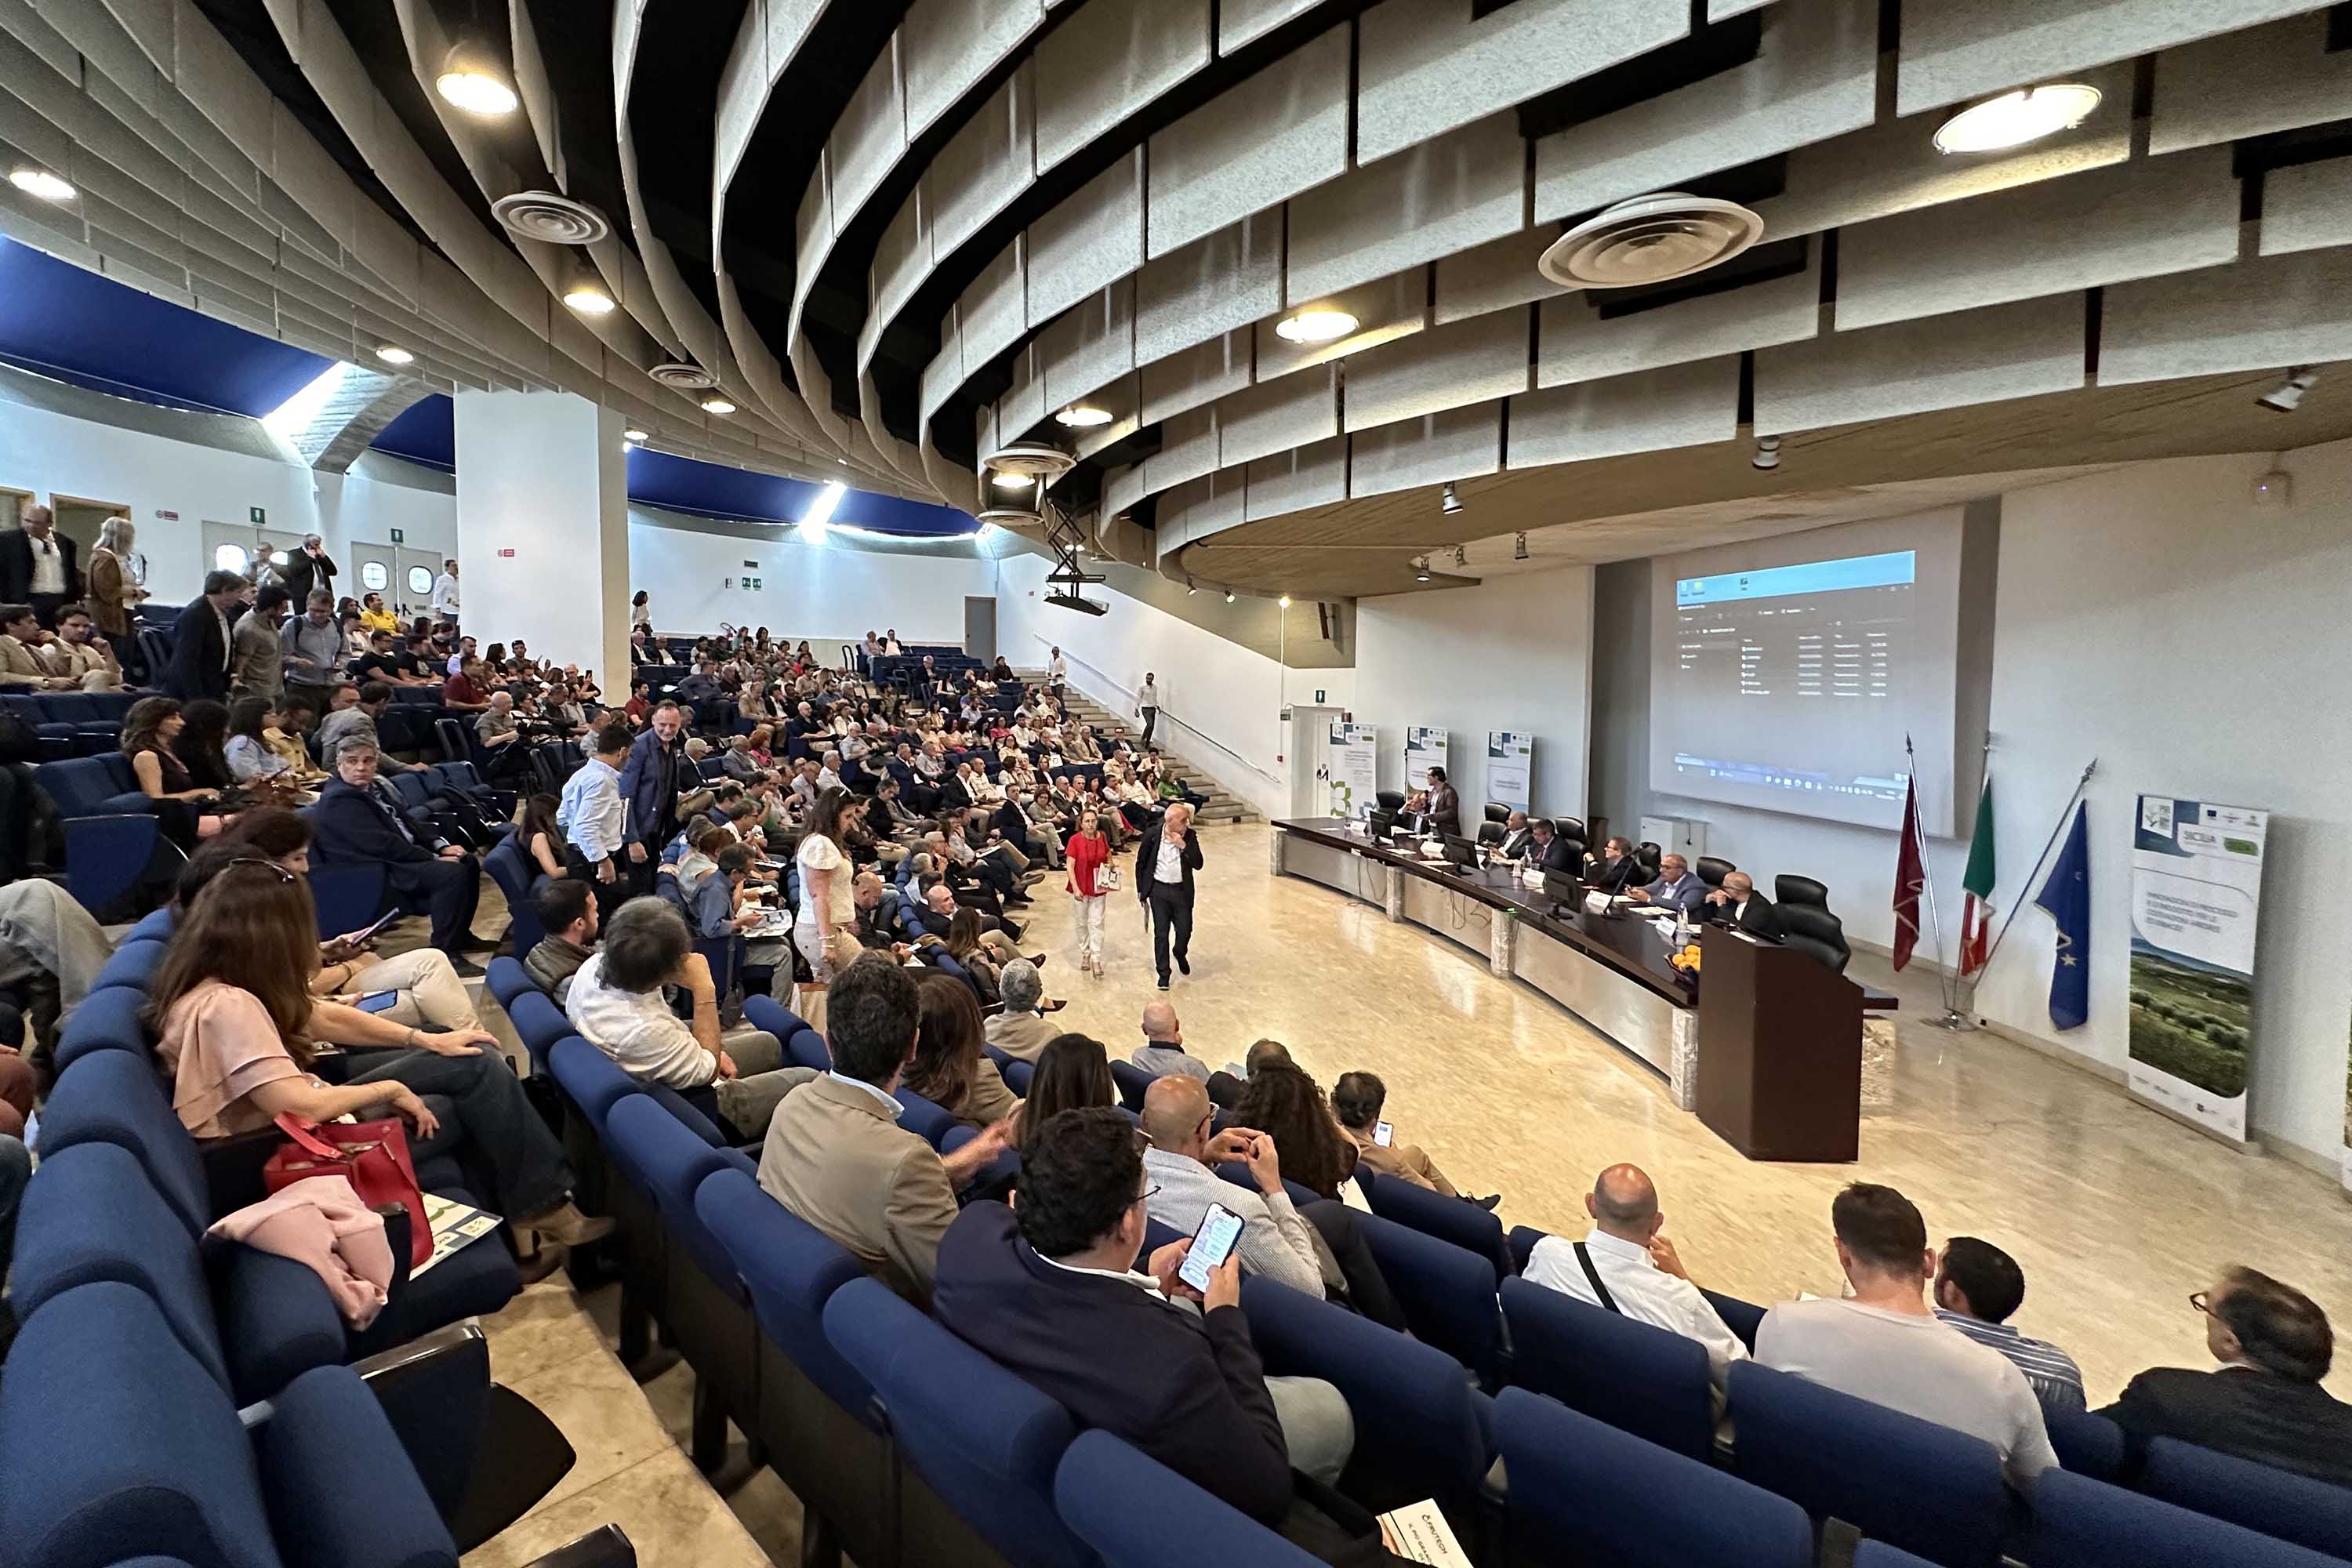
[983,1009,1060,1063]
[757,1074,958,1306]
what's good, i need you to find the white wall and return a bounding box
[1354,565,1597,821]
[630,512,994,650]
[0,395,456,601]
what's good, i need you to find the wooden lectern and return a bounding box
[1694,927,1864,1161]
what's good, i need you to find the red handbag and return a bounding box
[263,1113,434,1268]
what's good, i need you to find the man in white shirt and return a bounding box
[1138,1074,1329,1301]
[1136,670,1161,747]
[560,723,633,912]
[430,559,460,625]
[1132,999,1213,1083]
[564,895,810,1141]
[1755,1183,2058,1491]
[1523,1163,1748,1390]
[1047,644,1067,695]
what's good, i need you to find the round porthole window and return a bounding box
[360,561,390,590]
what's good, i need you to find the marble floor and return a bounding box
[461,818,2352,1563]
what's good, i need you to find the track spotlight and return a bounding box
[2257,367,2318,414]
[1514,532,1529,561]
[1224,591,1236,604]
[1752,434,1782,470]
[1440,481,1461,516]
[1453,545,1468,568]
[1414,557,1432,583]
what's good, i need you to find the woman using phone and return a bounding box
[1064,806,1112,979]
[149,858,610,1261]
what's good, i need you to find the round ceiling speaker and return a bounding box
[492,191,611,245]
[648,361,718,390]
[982,440,1076,485]
[1537,191,1765,289]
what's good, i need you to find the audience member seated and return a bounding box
[474,691,535,781]
[1931,1237,2087,1418]
[1140,1075,1327,1303]
[565,895,809,1143]
[172,698,235,793]
[1329,1070,1495,1208]
[526,878,599,1004]
[939,908,1007,1001]
[2096,1265,2352,1488]
[1528,815,1577,875]
[935,1108,1391,1563]
[148,858,610,1270]
[1584,835,1643,894]
[1229,1062,1407,1330]
[309,739,489,971]
[1013,1033,1116,1152]
[1133,999,1212,1083]
[1701,869,1783,938]
[902,973,1020,1131]
[224,696,296,785]
[45,604,123,689]
[0,602,76,689]
[1626,851,1707,917]
[1524,1163,1748,1392]
[983,959,1058,1060]
[1756,1183,2056,1490]
[121,696,220,848]
[757,953,1010,1305]
[0,877,118,1087]
[318,682,417,773]
[517,792,568,880]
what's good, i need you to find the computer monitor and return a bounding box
[1440,834,1478,869]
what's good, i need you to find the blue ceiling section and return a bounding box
[625,448,977,537]
[371,395,455,470]
[0,236,329,416]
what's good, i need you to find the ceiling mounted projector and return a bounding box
[1537,191,1766,289]
[492,191,610,245]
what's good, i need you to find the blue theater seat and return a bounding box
[1499,1274,1715,1461]
[49,981,152,1077]
[1053,1429,1323,1568]
[2139,1437,2352,1559]
[485,954,535,1011]
[1354,1209,1503,1388]
[1356,1166,1508,1282]
[2031,1468,2346,1568]
[506,989,572,1073]
[892,1086,956,1149]
[89,936,169,992]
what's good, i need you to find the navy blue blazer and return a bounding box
[931,1203,1292,1523]
[617,729,688,847]
[309,779,433,866]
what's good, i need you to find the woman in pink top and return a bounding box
[149,858,612,1256]
[1064,807,1112,979]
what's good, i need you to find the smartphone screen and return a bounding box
[1178,1203,1246,1294]
[1374,1120,1394,1148]
[355,990,401,1014]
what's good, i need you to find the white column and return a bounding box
[452,390,631,684]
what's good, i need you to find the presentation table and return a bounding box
[1270,818,1892,1159]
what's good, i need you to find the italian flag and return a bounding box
[1959,775,1995,978]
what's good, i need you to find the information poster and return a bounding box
[1404,727,1449,792]
[1328,723,1378,818]
[2127,795,2268,1143]
[1486,731,1534,812]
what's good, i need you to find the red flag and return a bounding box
[1891,776,1925,970]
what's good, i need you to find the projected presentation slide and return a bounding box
[1651,511,1965,833]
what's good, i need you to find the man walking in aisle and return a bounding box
[1135,800,1202,992]
[1135,670,1160,747]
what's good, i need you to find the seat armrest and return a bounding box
[524,1525,637,1568]
[354,1321,492,1526]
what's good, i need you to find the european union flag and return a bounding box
[2033,801,2091,1029]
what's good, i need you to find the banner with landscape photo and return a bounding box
[2126,796,2268,1143]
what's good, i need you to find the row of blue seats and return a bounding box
[2,688,138,757]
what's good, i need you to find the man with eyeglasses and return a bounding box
[2097,1267,2352,1488]
[308,740,489,971]
[933,1105,1366,1555]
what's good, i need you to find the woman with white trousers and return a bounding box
[1063,807,1114,978]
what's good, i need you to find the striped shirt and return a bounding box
[1934,1308,2086,1417]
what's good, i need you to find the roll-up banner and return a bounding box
[1405,727,1450,792]
[1486,731,1534,812]
[2126,795,2269,1144]
[1328,723,1378,818]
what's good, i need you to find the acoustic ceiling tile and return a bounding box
[994,342,1045,441]
[1034,0,1210,176]
[1834,147,2241,332]
[1038,278,1135,409]
[1244,435,1347,521]
[1355,0,1686,165]
[1508,356,1740,469]
[1145,24,1349,260]
[900,0,1045,141]
[1434,227,1571,326]
[2099,248,2352,384]
[2147,12,2352,155]
[1218,0,1319,51]
[1139,329,1254,426]
[1538,253,1819,388]
[1253,270,1427,385]
[1345,308,1530,434]
[1754,293,2085,432]
[826,39,906,233]
[1134,211,1284,368]
[1068,371,1140,462]
[924,62,1034,263]
[957,239,1027,372]
[1348,404,1503,499]
[1218,364,1339,470]
[1286,111,1527,306]
[1145,404,1221,493]
[1103,462,1148,520]
[2259,156,2352,256]
[868,190,933,361]
[1026,149,1143,326]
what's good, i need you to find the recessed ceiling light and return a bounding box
[622,426,648,442]
[991,470,1035,490]
[563,281,615,315]
[374,343,414,365]
[435,38,519,116]
[1933,84,2101,155]
[1278,595,1292,609]
[1275,307,1358,344]
[1054,403,1114,428]
[699,395,736,415]
[8,167,74,202]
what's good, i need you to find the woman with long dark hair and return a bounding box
[792,786,855,985]
[174,698,235,792]
[1232,1061,1357,1201]
[517,792,568,880]
[148,858,610,1266]
[942,907,1003,1001]
[902,972,1017,1130]
[223,696,292,785]
[1013,1032,1114,1152]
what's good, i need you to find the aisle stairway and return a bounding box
[1017,669,1260,826]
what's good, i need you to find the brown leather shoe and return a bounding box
[518,1201,615,1248]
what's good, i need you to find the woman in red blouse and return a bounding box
[1064,806,1113,979]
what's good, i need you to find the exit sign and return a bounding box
[390,528,405,543]
[497,548,515,557]
[249,506,265,524]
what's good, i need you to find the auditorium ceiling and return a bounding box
[2,1,2349,595]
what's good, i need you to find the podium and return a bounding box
[1694,927,1864,1161]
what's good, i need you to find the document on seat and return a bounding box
[1377,1500,1472,1566]
[413,1194,504,1276]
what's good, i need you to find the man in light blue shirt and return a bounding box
[561,722,633,913]
[1628,851,1706,917]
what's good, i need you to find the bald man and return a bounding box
[1133,1000,1210,1083]
[1702,869,1783,940]
[1523,1163,1749,1389]
[1138,1076,1326,1301]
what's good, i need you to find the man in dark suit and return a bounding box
[616,701,691,893]
[2099,1265,2352,1489]
[308,739,487,969]
[1135,800,1203,991]
[280,534,337,608]
[1628,851,1708,917]
[1529,817,1579,876]
[1701,869,1784,939]
[1494,810,1535,861]
[1,507,84,626]
[931,1106,1367,1549]
[160,568,249,702]
[1584,835,1644,895]
[1417,766,1461,837]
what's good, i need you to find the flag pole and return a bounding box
[1946,735,1997,1032]
[1907,734,1965,1031]
[1977,757,2097,978]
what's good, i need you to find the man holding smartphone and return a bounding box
[934,1108,1367,1554]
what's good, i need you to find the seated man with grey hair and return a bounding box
[565,895,816,1142]
[983,959,1058,1061]
[1523,1163,1749,1392]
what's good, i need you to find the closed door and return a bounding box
[348,542,397,615]
[397,550,441,622]
[964,596,996,662]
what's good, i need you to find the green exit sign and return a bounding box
[249,506,265,525]
[390,528,404,543]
